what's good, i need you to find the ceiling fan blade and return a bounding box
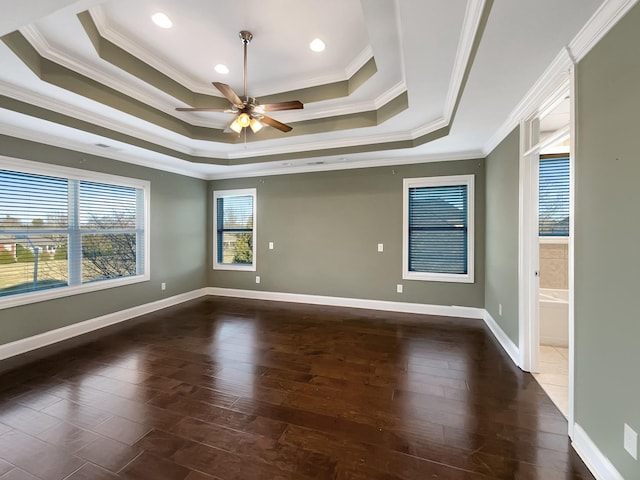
[261,115,293,133]
[176,107,234,112]
[212,82,244,108]
[260,100,304,112]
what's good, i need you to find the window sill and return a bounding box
[213,263,256,272]
[0,274,150,310]
[403,271,474,284]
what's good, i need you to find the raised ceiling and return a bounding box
[0,0,608,178]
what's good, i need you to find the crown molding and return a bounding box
[222,127,415,160]
[569,0,639,62]
[197,80,408,126]
[483,0,640,156]
[0,79,202,157]
[206,149,485,180]
[483,48,572,156]
[392,0,407,86]
[443,0,486,121]
[18,24,52,57]
[2,76,428,164]
[252,47,375,98]
[0,122,207,179]
[19,24,204,124]
[91,7,374,97]
[398,0,486,140]
[410,117,449,139]
[345,46,375,80]
[20,22,400,130]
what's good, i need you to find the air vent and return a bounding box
[95,143,111,149]
[306,161,325,165]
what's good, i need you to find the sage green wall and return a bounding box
[0,136,208,345]
[209,160,485,307]
[574,3,640,478]
[485,127,520,344]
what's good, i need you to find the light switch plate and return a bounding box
[269,242,274,250]
[377,243,384,252]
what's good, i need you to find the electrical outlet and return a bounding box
[396,284,403,293]
[255,276,261,284]
[269,242,274,250]
[624,423,638,460]
[498,303,502,316]
[161,282,166,291]
[377,243,384,252]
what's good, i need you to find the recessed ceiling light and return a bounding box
[309,38,326,52]
[214,64,229,74]
[151,12,173,29]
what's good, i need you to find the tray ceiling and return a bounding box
[0,0,605,178]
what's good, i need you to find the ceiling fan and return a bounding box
[176,30,303,134]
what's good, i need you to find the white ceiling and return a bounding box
[0,0,613,178]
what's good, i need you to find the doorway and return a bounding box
[519,78,574,428]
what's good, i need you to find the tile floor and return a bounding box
[534,345,569,417]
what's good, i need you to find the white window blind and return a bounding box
[0,162,148,306]
[539,156,570,236]
[403,175,474,283]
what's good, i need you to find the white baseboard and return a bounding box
[0,286,514,374]
[0,288,209,361]
[482,310,521,367]
[0,285,622,480]
[206,287,485,319]
[572,423,624,480]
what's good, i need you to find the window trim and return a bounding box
[0,156,150,310]
[402,174,474,283]
[213,188,257,272]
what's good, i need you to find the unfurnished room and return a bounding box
[0,1,639,479]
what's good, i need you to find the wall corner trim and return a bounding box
[572,423,625,480]
[207,287,485,319]
[482,310,521,368]
[0,288,209,361]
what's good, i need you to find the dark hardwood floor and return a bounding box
[0,297,593,479]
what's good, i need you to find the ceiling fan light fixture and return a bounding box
[229,118,243,133]
[237,112,251,128]
[250,118,263,133]
[151,12,173,29]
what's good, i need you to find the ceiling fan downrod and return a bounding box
[239,30,253,101]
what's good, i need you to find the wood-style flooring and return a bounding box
[0,297,594,479]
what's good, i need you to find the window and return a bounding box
[539,155,570,236]
[0,157,149,309]
[213,188,256,271]
[403,175,474,283]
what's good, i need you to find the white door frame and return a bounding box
[518,71,575,436]
[518,114,540,373]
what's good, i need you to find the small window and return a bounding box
[403,175,474,283]
[539,156,570,237]
[0,157,149,309]
[213,189,256,271]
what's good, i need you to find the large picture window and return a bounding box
[0,157,149,309]
[213,188,256,271]
[403,175,474,283]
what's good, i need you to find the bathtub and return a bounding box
[539,288,569,347]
